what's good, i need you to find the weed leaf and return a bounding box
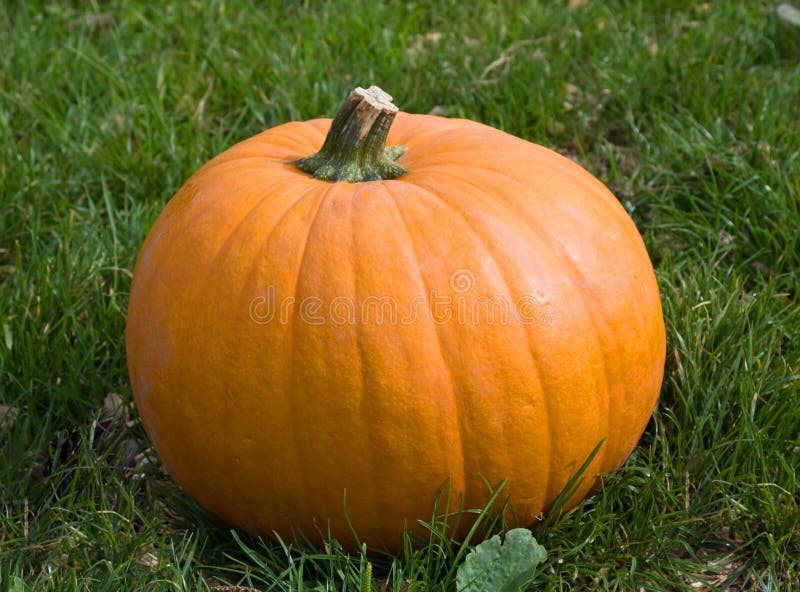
[456,528,546,592]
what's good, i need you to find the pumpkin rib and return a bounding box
[478,166,618,477]
[531,201,638,471]
[229,180,328,531]
[398,177,555,509]
[246,182,326,288]
[381,181,469,507]
[195,169,323,492]
[253,182,334,525]
[393,179,542,499]
[387,113,462,157]
[243,178,333,518]
[235,122,329,163]
[410,143,634,237]
[149,157,301,258]
[203,175,315,280]
[286,182,339,528]
[418,180,520,468]
[154,157,289,227]
[269,132,326,164]
[586,216,657,466]
[409,167,616,490]
[349,182,388,532]
[204,120,327,170]
[496,180,648,476]
[202,153,294,167]
[306,117,333,136]
[497,177,659,472]
[277,119,331,162]
[496,179,620,472]
[438,193,554,510]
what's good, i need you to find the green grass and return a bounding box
[1,0,798,589]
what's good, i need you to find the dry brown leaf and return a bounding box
[546,121,566,136]
[406,32,443,58]
[103,392,124,413]
[70,12,114,30]
[138,551,159,569]
[0,405,17,429]
[87,12,114,29]
[564,82,581,110]
[479,39,535,81]
[688,551,746,590]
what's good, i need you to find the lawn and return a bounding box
[1,1,798,590]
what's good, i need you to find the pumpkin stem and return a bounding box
[291,86,407,182]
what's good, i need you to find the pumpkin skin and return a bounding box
[126,105,665,550]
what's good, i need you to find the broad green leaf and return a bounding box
[456,528,547,592]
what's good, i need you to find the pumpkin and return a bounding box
[126,86,665,550]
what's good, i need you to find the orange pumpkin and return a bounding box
[126,86,665,550]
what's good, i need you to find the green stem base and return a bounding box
[292,86,407,183]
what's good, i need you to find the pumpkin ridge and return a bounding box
[159,157,292,226]
[456,166,619,477]
[287,182,339,525]
[349,183,384,529]
[531,202,638,470]
[203,175,314,279]
[236,182,325,530]
[140,169,247,261]
[418,148,633,232]
[459,164,623,469]
[268,119,330,157]
[242,180,328,350]
[214,122,330,164]
[441,166,618,477]
[162,159,303,248]
[249,183,326,273]
[382,181,469,508]
[472,167,636,474]
[398,179,554,509]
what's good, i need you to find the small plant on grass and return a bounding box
[456,529,547,592]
